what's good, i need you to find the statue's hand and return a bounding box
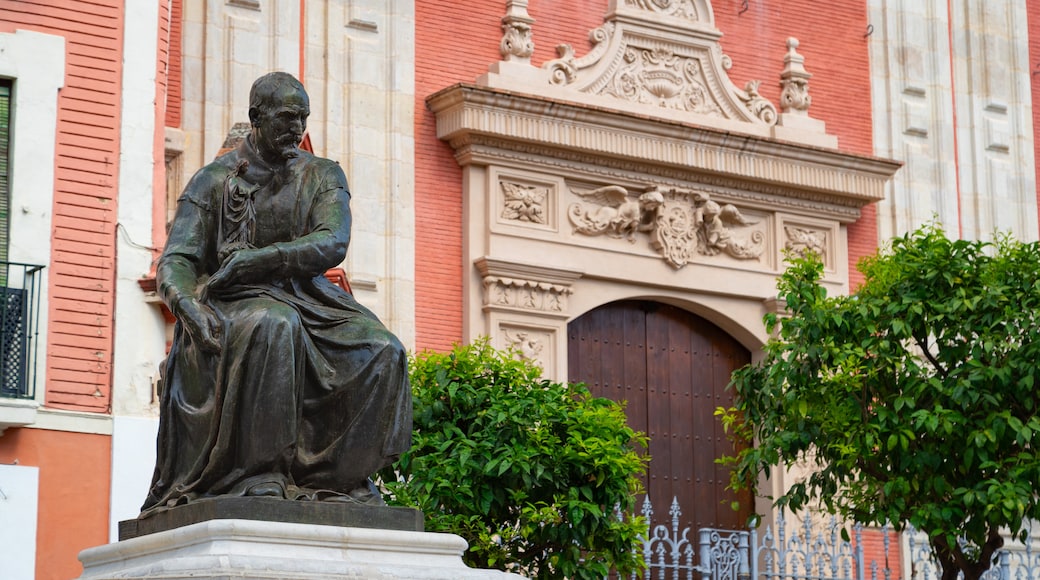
[177,298,222,353]
[205,246,280,294]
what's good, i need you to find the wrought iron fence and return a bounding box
[0,262,44,399]
[623,496,1038,580]
[905,524,1040,580]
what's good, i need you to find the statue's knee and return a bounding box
[263,303,303,331]
[374,330,407,363]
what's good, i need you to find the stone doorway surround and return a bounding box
[428,0,901,381]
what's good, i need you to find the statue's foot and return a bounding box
[323,479,386,506]
[246,482,284,498]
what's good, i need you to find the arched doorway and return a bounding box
[567,300,752,533]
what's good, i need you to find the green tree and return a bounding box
[718,225,1040,580]
[382,338,648,579]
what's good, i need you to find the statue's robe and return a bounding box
[141,140,411,514]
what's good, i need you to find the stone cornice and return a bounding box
[474,257,584,286]
[428,84,901,217]
[475,257,582,319]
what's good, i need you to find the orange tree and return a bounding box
[719,225,1040,580]
[382,338,647,579]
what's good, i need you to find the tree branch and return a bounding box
[914,333,948,379]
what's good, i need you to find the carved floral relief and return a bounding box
[501,181,549,224]
[568,185,765,268]
[784,226,827,260]
[500,21,535,60]
[779,38,813,114]
[483,276,572,313]
[498,0,535,62]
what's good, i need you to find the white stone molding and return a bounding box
[77,520,525,579]
[431,86,899,218]
[869,0,1038,242]
[482,277,572,314]
[775,214,839,272]
[502,327,547,361]
[475,257,581,319]
[568,185,650,242]
[472,259,579,381]
[490,169,562,234]
[950,1,1037,241]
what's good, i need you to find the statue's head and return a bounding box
[248,72,309,162]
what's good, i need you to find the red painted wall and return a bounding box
[0,0,123,411]
[414,0,878,348]
[165,0,182,129]
[0,428,111,580]
[1029,0,1040,234]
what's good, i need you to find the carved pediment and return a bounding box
[542,20,775,127]
[484,0,844,146]
[484,0,788,135]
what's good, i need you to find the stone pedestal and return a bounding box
[78,518,526,579]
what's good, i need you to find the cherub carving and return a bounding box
[568,185,642,241]
[503,329,545,363]
[568,186,665,241]
[570,183,764,266]
[695,200,763,259]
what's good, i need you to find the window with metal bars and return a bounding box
[0,78,8,264]
[0,79,43,400]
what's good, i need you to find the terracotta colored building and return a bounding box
[0,0,1038,578]
[0,1,170,578]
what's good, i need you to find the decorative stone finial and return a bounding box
[500,0,535,62]
[779,37,812,114]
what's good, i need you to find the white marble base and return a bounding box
[78,519,526,579]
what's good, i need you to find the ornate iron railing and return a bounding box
[623,496,1038,580]
[0,262,44,399]
[905,524,1040,580]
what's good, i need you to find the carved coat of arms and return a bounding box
[568,185,765,268]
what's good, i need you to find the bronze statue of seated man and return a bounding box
[141,72,411,516]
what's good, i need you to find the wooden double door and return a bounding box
[568,300,752,533]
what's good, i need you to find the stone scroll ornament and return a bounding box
[569,185,764,268]
[536,2,779,127]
